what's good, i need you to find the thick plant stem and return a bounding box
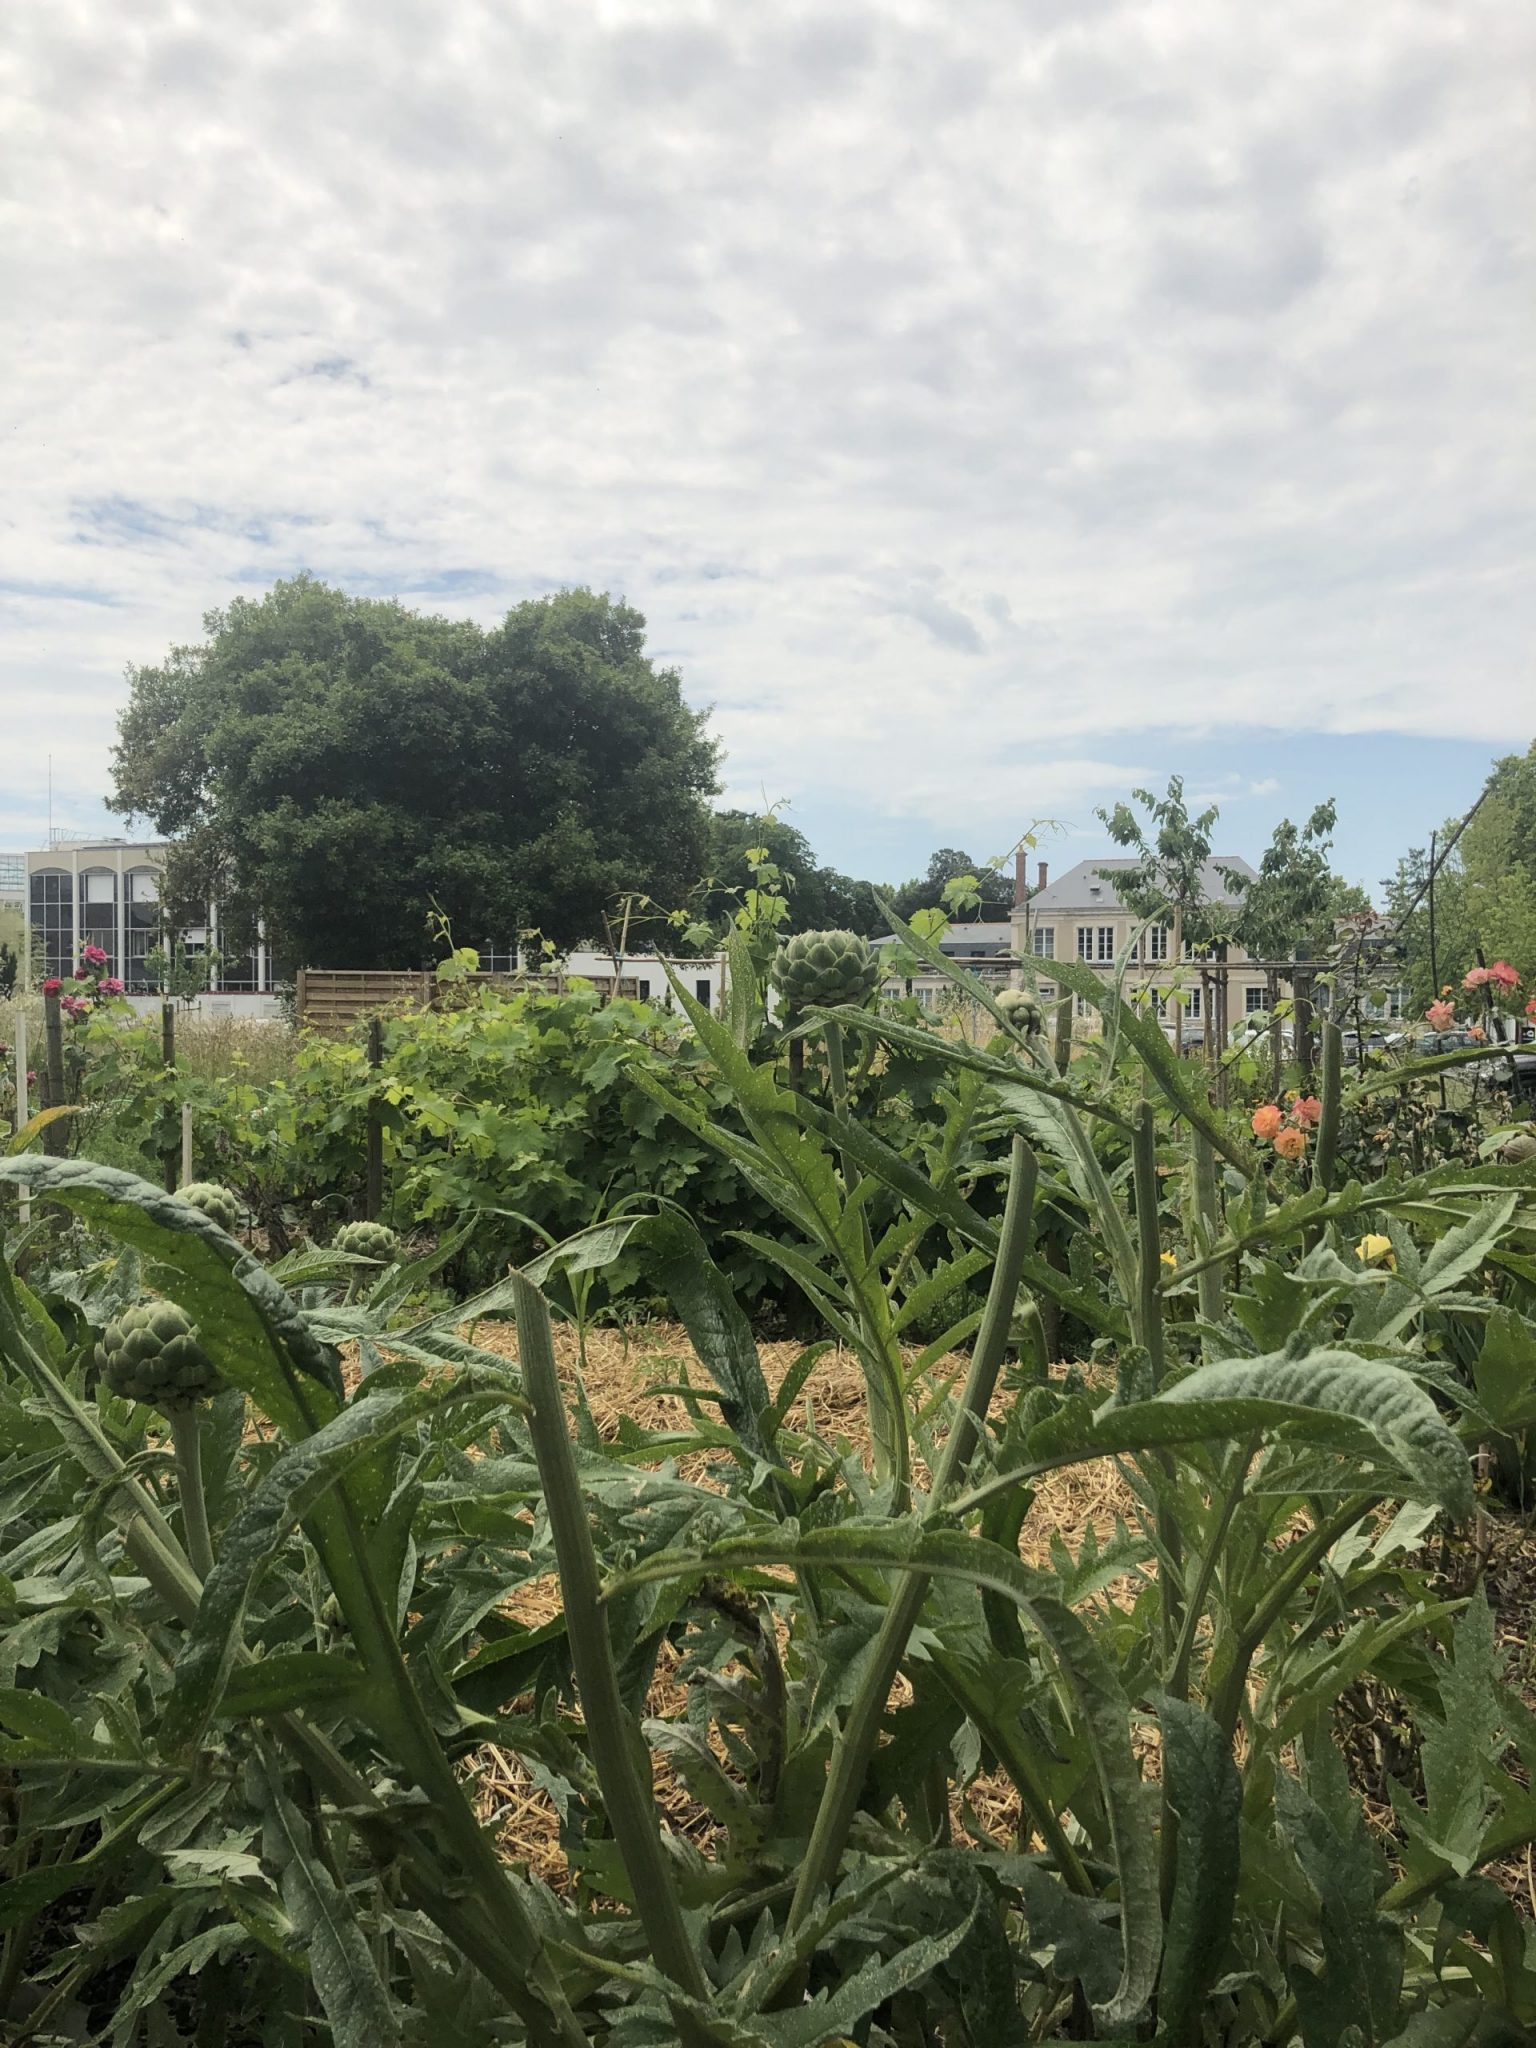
[1313,1021,1343,1196]
[1132,1100,1181,1661]
[785,1139,1037,1938]
[825,1015,908,1504]
[169,1407,214,1583]
[1189,1129,1226,1347]
[514,1274,709,2010]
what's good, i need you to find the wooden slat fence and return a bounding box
[295,968,638,1034]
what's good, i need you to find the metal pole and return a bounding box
[1427,828,1438,998]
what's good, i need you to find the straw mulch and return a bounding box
[452,1317,1134,1891]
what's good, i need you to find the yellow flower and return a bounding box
[1355,1233,1395,1270]
[1160,1250,1177,1270]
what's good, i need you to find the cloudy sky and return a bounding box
[3,0,1532,893]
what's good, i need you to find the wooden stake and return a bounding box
[365,1013,384,1220]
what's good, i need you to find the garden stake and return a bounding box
[784,1138,1038,1943]
[1314,1019,1342,1196]
[42,986,66,1157]
[365,1013,384,1218]
[161,1001,177,1193]
[513,1272,711,2016]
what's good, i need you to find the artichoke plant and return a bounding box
[95,1302,223,1412]
[770,929,881,1013]
[178,1181,243,1235]
[334,1220,401,1263]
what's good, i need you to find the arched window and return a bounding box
[79,869,118,977]
[29,869,73,978]
[126,869,162,993]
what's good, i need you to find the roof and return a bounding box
[1023,856,1259,915]
[873,921,1013,957]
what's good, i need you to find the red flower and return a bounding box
[73,965,89,980]
[41,977,61,997]
[99,976,124,996]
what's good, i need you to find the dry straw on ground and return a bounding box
[455,1317,1135,1889]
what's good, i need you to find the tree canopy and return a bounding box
[1234,802,1369,964]
[889,847,1012,925]
[1385,741,1536,1010]
[110,577,719,970]
[702,812,886,939]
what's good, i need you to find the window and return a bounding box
[1244,986,1267,1014]
[1148,926,1169,962]
[1148,989,1167,1017]
[1387,989,1403,1020]
[1096,926,1114,963]
[694,978,711,1005]
[78,869,118,977]
[29,869,72,977]
[478,945,517,975]
[126,869,161,993]
[1033,926,1055,959]
[1075,994,1090,1018]
[1037,982,1055,1000]
[1076,926,1093,961]
[637,978,651,999]
[1186,987,1201,1018]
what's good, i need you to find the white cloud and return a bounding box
[1,0,1532,853]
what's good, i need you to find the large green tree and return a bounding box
[110,578,719,969]
[1386,741,1536,1012]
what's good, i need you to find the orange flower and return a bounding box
[1273,1127,1306,1161]
[1292,1095,1322,1127]
[1467,1025,1486,1043]
[1251,1104,1284,1140]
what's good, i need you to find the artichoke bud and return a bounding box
[770,930,881,1012]
[996,988,1046,1036]
[97,1302,223,1411]
[333,1220,401,1263]
[178,1182,244,1235]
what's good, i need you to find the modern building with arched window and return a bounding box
[14,839,282,1019]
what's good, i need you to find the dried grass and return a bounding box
[448,1316,1138,1888]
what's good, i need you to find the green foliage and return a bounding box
[110,576,720,968]
[5,924,1536,2042]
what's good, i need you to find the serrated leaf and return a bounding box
[0,1156,341,1438]
[259,1759,402,2048]
[1156,1696,1241,2038]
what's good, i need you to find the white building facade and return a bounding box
[14,838,284,1020]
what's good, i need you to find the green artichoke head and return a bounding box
[95,1302,223,1412]
[334,1220,401,1264]
[770,930,881,1013]
[995,989,1046,1036]
[178,1182,243,1235]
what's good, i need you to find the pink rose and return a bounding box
[81,944,108,966]
[41,978,61,997]
[73,965,89,980]
[1425,999,1455,1029]
[1292,1096,1322,1127]
[99,976,124,995]
[1488,961,1521,990]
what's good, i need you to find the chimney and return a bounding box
[1036,860,1048,894]
[1014,848,1028,908]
